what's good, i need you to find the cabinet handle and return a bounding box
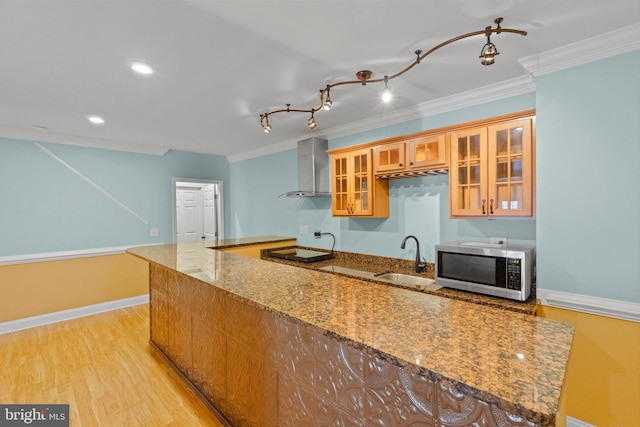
[482,199,486,215]
[489,198,494,215]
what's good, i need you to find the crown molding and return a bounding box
[519,22,640,77]
[0,125,170,156]
[231,24,640,164]
[322,75,536,141]
[227,137,298,163]
[228,74,535,163]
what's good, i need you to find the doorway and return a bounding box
[172,178,224,243]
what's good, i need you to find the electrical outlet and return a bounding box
[150,228,160,237]
[314,230,322,238]
[490,237,507,245]
[299,225,309,235]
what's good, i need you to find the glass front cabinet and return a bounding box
[450,117,534,218]
[330,148,389,218]
[406,133,448,170]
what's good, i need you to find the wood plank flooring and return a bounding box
[0,304,226,427]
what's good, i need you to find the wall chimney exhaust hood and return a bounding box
[280,137,331,198]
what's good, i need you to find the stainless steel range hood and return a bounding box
[280,137,331,198]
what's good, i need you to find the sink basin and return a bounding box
[318,266,441,292]
[374,273,440,291]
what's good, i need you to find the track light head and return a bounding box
[480,24,500,66]
[382,76,391,103]
[307,112,317,129]
[323,87,333,111]
[261,115,272,133]
[480,41,499,66]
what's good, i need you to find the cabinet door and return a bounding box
[332,153,350,216]
[450,127,487,216]
[407,134,448,169]
[349,148,373,216]
[373,142,405,173]
[488,119,533,216]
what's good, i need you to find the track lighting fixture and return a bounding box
[260,114,271,133]
[259,17,526,133]
[307,111,317,129]
[381,75,391,103]
[480,19,501,66]
[323,86,333,111]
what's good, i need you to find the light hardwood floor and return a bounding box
[0,304,226,427]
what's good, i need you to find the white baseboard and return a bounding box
[537,289,640,323]
[566,415,597,427]
[0,294,149,335]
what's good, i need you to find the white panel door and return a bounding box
[176,188,203,242]
[202,184,218,240]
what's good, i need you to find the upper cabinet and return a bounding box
[329,110,534,219]
[373,142,405,173]
[406,133,448,170]
[373,133,449,178]
[450,117,534,218]
[329,147,389,218]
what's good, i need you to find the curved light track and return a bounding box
[259,17,527,133]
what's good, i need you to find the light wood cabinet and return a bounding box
[373,133,448,178]
[450,118,533,217]
[406,133,448,170]
[373,142,405,172]
[330,147,389,217]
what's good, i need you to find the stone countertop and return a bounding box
[127,236,574,426]
[261,245,538,315]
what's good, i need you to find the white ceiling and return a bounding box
[1,0,638,160]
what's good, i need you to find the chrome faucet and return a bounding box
[401,235,427,273]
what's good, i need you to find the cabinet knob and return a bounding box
[409,161,413,166]
[399,163,403,167]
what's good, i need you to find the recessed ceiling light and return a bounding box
[88,115,105,125]
[130,61,154,75]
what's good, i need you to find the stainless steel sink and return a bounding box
[318,265,441,292]
[374,273,440,291]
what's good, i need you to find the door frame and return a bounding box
[172,177,224,243]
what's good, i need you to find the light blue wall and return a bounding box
[535,51,640,302]
[229,148,303,237]
[229,51,640,303]
[0,138,230,256]
[229,93,537,265]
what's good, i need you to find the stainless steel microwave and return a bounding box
[435,241,535,301]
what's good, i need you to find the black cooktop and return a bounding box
[267,248,334,263]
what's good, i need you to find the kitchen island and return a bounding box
[127,236,574,427]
